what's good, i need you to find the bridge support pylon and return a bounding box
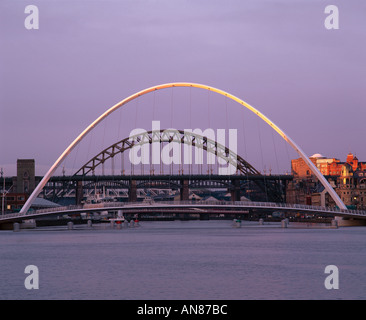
[129,180,137,202]
[76,181,83,205]
[230,179,241,201]
[180,179,189,201]
[335,216,366,227]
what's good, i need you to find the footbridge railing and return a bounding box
[1,200,366,222]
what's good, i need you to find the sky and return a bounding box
[1,0,365,177]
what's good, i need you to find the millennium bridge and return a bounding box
[2,82,366,228]
[1,200,366,226]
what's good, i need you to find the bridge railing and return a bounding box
[32,205,84,215]
[1,200,366,220]
[30,200,366,216]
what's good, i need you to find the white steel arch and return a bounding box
[20,82,346,214]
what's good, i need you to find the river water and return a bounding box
[0,220,365,300]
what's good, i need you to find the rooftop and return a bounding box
[310,153,325,159]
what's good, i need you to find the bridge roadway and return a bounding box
[1,200,366,225]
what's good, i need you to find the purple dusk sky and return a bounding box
[1,0,365,176]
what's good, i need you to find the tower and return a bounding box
[16,159,35,194]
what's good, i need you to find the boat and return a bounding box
[110,209,125,224]
[109,216,125,224]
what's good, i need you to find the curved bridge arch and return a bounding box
[188,179,231,189]
[20,82,346,214]
[136,180,181,190]
[74,129,260,177]
[83,180,130,190]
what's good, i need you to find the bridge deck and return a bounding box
[45,174,293,182]
[1,200,366,224]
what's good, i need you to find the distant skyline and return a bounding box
[1,0,365,176]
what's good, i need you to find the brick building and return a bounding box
[16,159,35,194]
[288,153,366,209]
[1,159,35,213]
[337,161,366,209]
[3,193,28,212]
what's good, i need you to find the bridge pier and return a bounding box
[128,180,137,202]
[180,179,189,201]
[230,179,241,201]
[76,180,83,205]
[331,219,338,228]
[281,218,289,228]
[335,216,366,227]
[13,222,20,232]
